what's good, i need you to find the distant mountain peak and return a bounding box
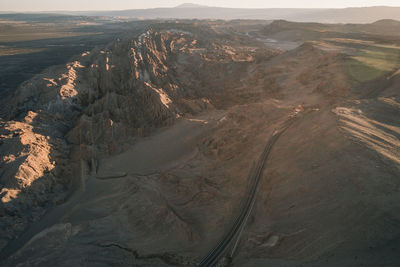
[175,3,206,8]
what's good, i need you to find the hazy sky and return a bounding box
[2,0,400,11]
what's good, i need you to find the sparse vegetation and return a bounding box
[347,44,400,82]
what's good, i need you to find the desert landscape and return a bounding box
[0,3,400,267]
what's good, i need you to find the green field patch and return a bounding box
[347,45,400,82]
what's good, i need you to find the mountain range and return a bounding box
[53,5,400,24]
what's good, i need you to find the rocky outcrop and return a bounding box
[0,112,70,249]
[0,24,275,251]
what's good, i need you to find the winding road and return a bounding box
[197,117,296,267]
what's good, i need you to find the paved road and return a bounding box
[197,118,295,267]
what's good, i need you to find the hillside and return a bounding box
[1,20,400,266]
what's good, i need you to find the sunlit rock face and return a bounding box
[0,25,273,251]
[0,112,70,249]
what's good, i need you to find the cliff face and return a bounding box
[7,27,270,155]
[0,111,71,249]
[0,25,276,250]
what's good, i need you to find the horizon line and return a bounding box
[1,5,400,14]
